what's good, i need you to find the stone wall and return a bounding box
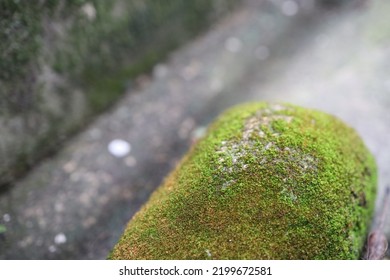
[0,0,235,188]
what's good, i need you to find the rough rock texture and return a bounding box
[109,103,377,260]
[0,0,235,189]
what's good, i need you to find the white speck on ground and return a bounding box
[81,3,96,20]
[3,213,11,222]
[54,233,67,245]
[108,139,131,158]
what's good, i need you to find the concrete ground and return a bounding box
[1,0,389,259]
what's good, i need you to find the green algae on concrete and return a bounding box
[0,0,236,188]
[109,103,377,260]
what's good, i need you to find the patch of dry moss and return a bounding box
[109,102,377,259]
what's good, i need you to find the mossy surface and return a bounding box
[109,102,377,260]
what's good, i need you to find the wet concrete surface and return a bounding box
[1,0,390,259]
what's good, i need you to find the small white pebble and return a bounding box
[225,37,243,53]
[3,214,11,222]
[108,139,131,158]
[54,233,67,245]
[282,0,299,16]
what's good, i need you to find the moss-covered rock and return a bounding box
[109,102,377,259]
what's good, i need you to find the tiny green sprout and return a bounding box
[0,224,6,234]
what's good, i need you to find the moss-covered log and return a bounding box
[109,102,377,259]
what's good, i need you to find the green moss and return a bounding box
[71,0,235,113]
[82,46,174,113]
[0,224,6,234]
[109,102,377,260]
